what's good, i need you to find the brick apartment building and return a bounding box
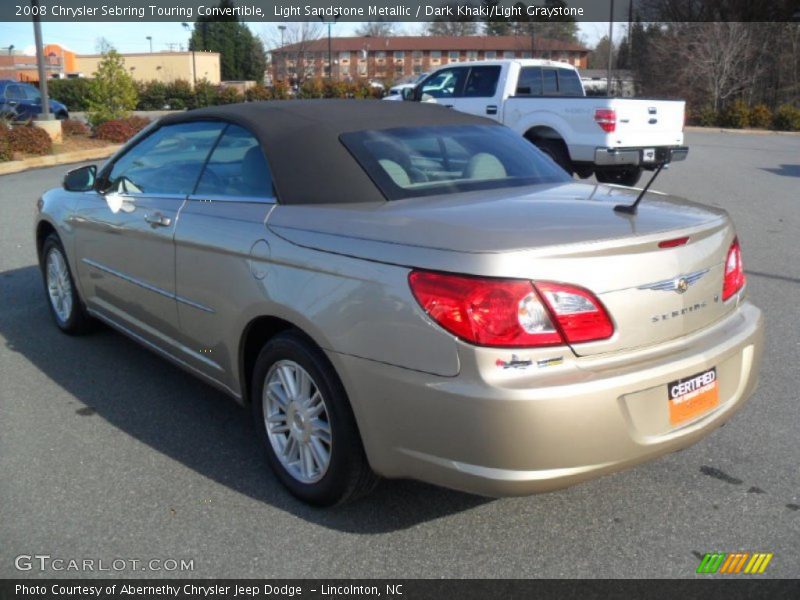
[271,36,590,84]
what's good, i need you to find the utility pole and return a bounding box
[146,36,153,53]
[607,0,615,96]
[181,22,197,89]
[31,0,51,120]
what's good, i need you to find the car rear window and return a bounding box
[340,125,570,200]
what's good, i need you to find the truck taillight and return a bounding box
[594,108,616,133]
[408,271,613,348]
[722,238,746,301]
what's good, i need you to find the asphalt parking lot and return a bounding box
[1,130,798,579]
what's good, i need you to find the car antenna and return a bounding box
[613,162,666,216]
[614,147,688,216]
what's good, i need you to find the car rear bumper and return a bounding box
[329,301,764,497]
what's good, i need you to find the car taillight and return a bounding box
[594,108,616,133]
[722,238,746,301]
[408,271,613,348]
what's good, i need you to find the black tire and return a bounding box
[574,165,594,179]
[40,234,94,334]
[251,331,378,506]
[56,111,69,120]
[534,139,573,176]
[595,166,643,187]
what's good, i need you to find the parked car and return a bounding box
[386,72,429,98]
[0,80,69,121]
[36,101,762,506]
[393,60,686,186]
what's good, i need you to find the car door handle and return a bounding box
[7,101,18,106]
[443,104,454,108]
[486,105,498,115]
[144,212,171,227]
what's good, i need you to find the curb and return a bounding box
[685,126,800,136]
[0,144,121,176]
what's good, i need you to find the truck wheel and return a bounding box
[574,166,594,179]
[595,167,643,187]
[534,139,573,176]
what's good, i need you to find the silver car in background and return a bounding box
[35,101,763,505]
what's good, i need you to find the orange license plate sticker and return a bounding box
[668,367,719,426]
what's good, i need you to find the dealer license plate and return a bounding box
[642,148,657,163]
[667,367,719,426]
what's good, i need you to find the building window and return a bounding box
[521,51,532,58]
[413,64,422,74]
[485,51,497,60]
[466,51,478,61]
[412,51,423,61]
[449,51,460,61]
[339,51,350,63]
[503,51,515,59]
[394,51,405,60]
[376,51,386,59]
[430,51,441,59]
[395,63,404,74]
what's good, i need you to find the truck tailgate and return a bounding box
[609,99,685,148]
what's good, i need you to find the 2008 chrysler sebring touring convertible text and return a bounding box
[35,101,763,505]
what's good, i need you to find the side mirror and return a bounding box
[63,165,96,192]
[401,87,416,101]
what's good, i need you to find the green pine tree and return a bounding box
[190,0,267,83]
[86,50,138,127]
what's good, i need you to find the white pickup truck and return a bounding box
[392,59,685,186]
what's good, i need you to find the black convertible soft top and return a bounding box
[158,100,499,205]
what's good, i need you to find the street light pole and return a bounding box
[146,36,153,53]
[31,0,51,120]
[181,22,197,89]
[319,13,339,80]
[278,25,286,82]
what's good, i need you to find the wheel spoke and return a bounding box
[277,364,297,399]
[309,438,329,471]
[300,443,314,479]
[311,418,332,445]
[307,392,325,418]
[267,382,289,408]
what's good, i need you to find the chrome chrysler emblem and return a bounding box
[638,269,708,294]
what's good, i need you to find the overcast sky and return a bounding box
[0,21,621,55]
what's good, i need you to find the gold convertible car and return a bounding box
[35,101,763,505]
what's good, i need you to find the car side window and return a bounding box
[103,121,224,196]
[420,68,468,99]
[23,85,41,102]
[557,69,583,96]
[463,66,501,98]
[516,67,543,96]
[195,124,274,199]
[542,69,558,95]
[6,85,25,100]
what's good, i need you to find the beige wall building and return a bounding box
[76,51,221,86]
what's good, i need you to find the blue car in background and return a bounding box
[0,80,69,121]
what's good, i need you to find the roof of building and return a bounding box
[275,35,589,54]
[158,99,497,205]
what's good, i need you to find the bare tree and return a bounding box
[661,23,767,111]
[94,37,115,54]
[262,22,323,85]
[356,21,397,37]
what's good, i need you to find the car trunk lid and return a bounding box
[268,182,739,356]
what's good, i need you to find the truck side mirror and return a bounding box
[401,87,416,101]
